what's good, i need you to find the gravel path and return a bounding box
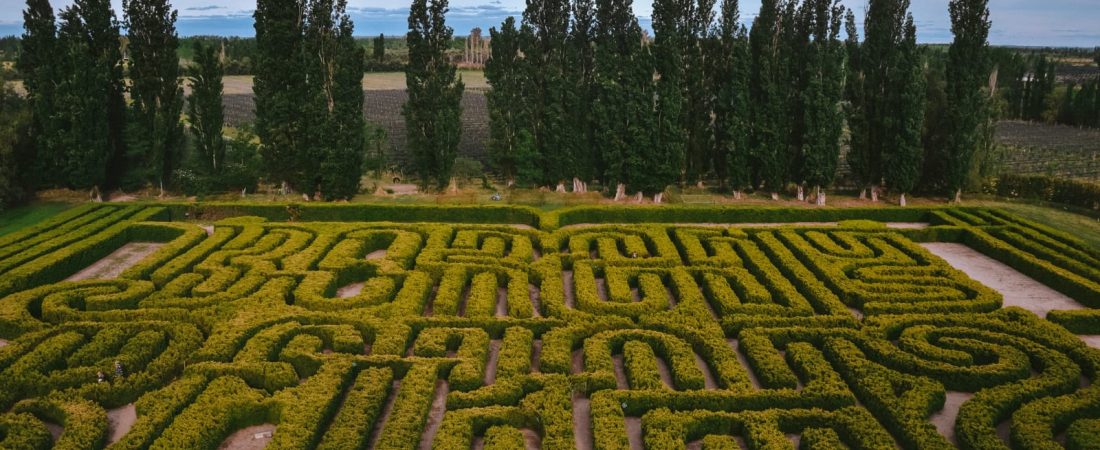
[65,242,164,281]
[218,424,275,450]
[920,243,1086,317]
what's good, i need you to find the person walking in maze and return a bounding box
[114,360,124,378]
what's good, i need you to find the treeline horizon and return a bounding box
[1,0,1097,212]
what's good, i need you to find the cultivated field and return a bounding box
[995,121,1100,182]
[0,203,1098,449]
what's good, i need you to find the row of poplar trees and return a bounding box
[20,0,182,197]
[484,0,993,204]
[253,0,366,199]
[19,0,367,200]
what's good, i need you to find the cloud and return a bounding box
[185,5,224,11]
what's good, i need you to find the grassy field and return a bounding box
[210,71,489,95]
[0,202,72,237]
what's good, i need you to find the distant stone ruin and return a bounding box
[463,28,489,66]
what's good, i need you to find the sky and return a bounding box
[0,0,1097,48]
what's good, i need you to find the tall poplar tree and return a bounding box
[18,0,58,186]
[404,0,464,189]
[306,0,365,199]
[485,17,527,183]
[373,33,386,61]
[843,10,873,199]
[592,0,653,199]
[124,0,184,192]
[253,0,306,192]
[651,0,688,197]
[713,0,751,197]
[879,11,925,205]
[520,0,571,189]
[186,41,225,176]
[566,0,598,192]
[943,0,991,202]
[54,0,124,195]
[749,0,788,199]
[798,0,845,205]
[854,0,923,204]
[682,0,717,184]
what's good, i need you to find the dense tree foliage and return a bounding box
[54,0,126,194]
[748,0,789,198]
[565,0,598,192]
[485,17,527,183]
[17,0,59,186]
[254,0,365,198]
[373,33,386,61]
[404,0,464,190]
[797,0,845,205]
[712,0,751,196]
[849,0,925,204]
[186,41,225,176]
[123,0,184,191]
[591,0,654,199]
[942,0,992,202]
[520,0,572,189]
[307,0,367,200]
[253,0,306,192]
[0,79,34,210]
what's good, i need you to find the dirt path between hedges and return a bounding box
[920,243,1086,317]
[218,424,275,450]
[107,403,136,444]
[65,242,164,281]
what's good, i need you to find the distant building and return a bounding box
[463,28,489,67]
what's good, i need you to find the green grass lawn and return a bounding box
[0,202,72,237]
[981,200,1100,249]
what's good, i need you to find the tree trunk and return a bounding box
[555,182,566,193]
[899,193,907,207]
[696,180,705,189]
[614,183,626,201]
[770,192,779,201]
[449,177,459,194]
[635,192,644,203]
[91,186,103,202]
[733,190,742,200]
[653,192,663,204]
[302,193,311,202]
[954,188,962,203]
[816,185,825,206]
[859,188,866,200]
[796,185,804,202]
[871,187,878,202]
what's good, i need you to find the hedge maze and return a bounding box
[1,204,1099,449]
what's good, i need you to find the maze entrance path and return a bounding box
[1,205,1099,450]
[921,242,1086,316]
[65,242,164,281]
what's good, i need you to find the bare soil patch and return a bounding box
[920,243,1086,317]
[930,391,974,445]
[417,380,449,450]
[218,424,275,450]
[107,403,136,444]
[336,282,365,298]
[366,249,387,260]
[45,422,62,442]
[571,392,593,450]
[727,339,763,389]
[1079,335,1100,349]
[65,242,165,281]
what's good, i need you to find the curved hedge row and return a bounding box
[0,203,1096,449]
